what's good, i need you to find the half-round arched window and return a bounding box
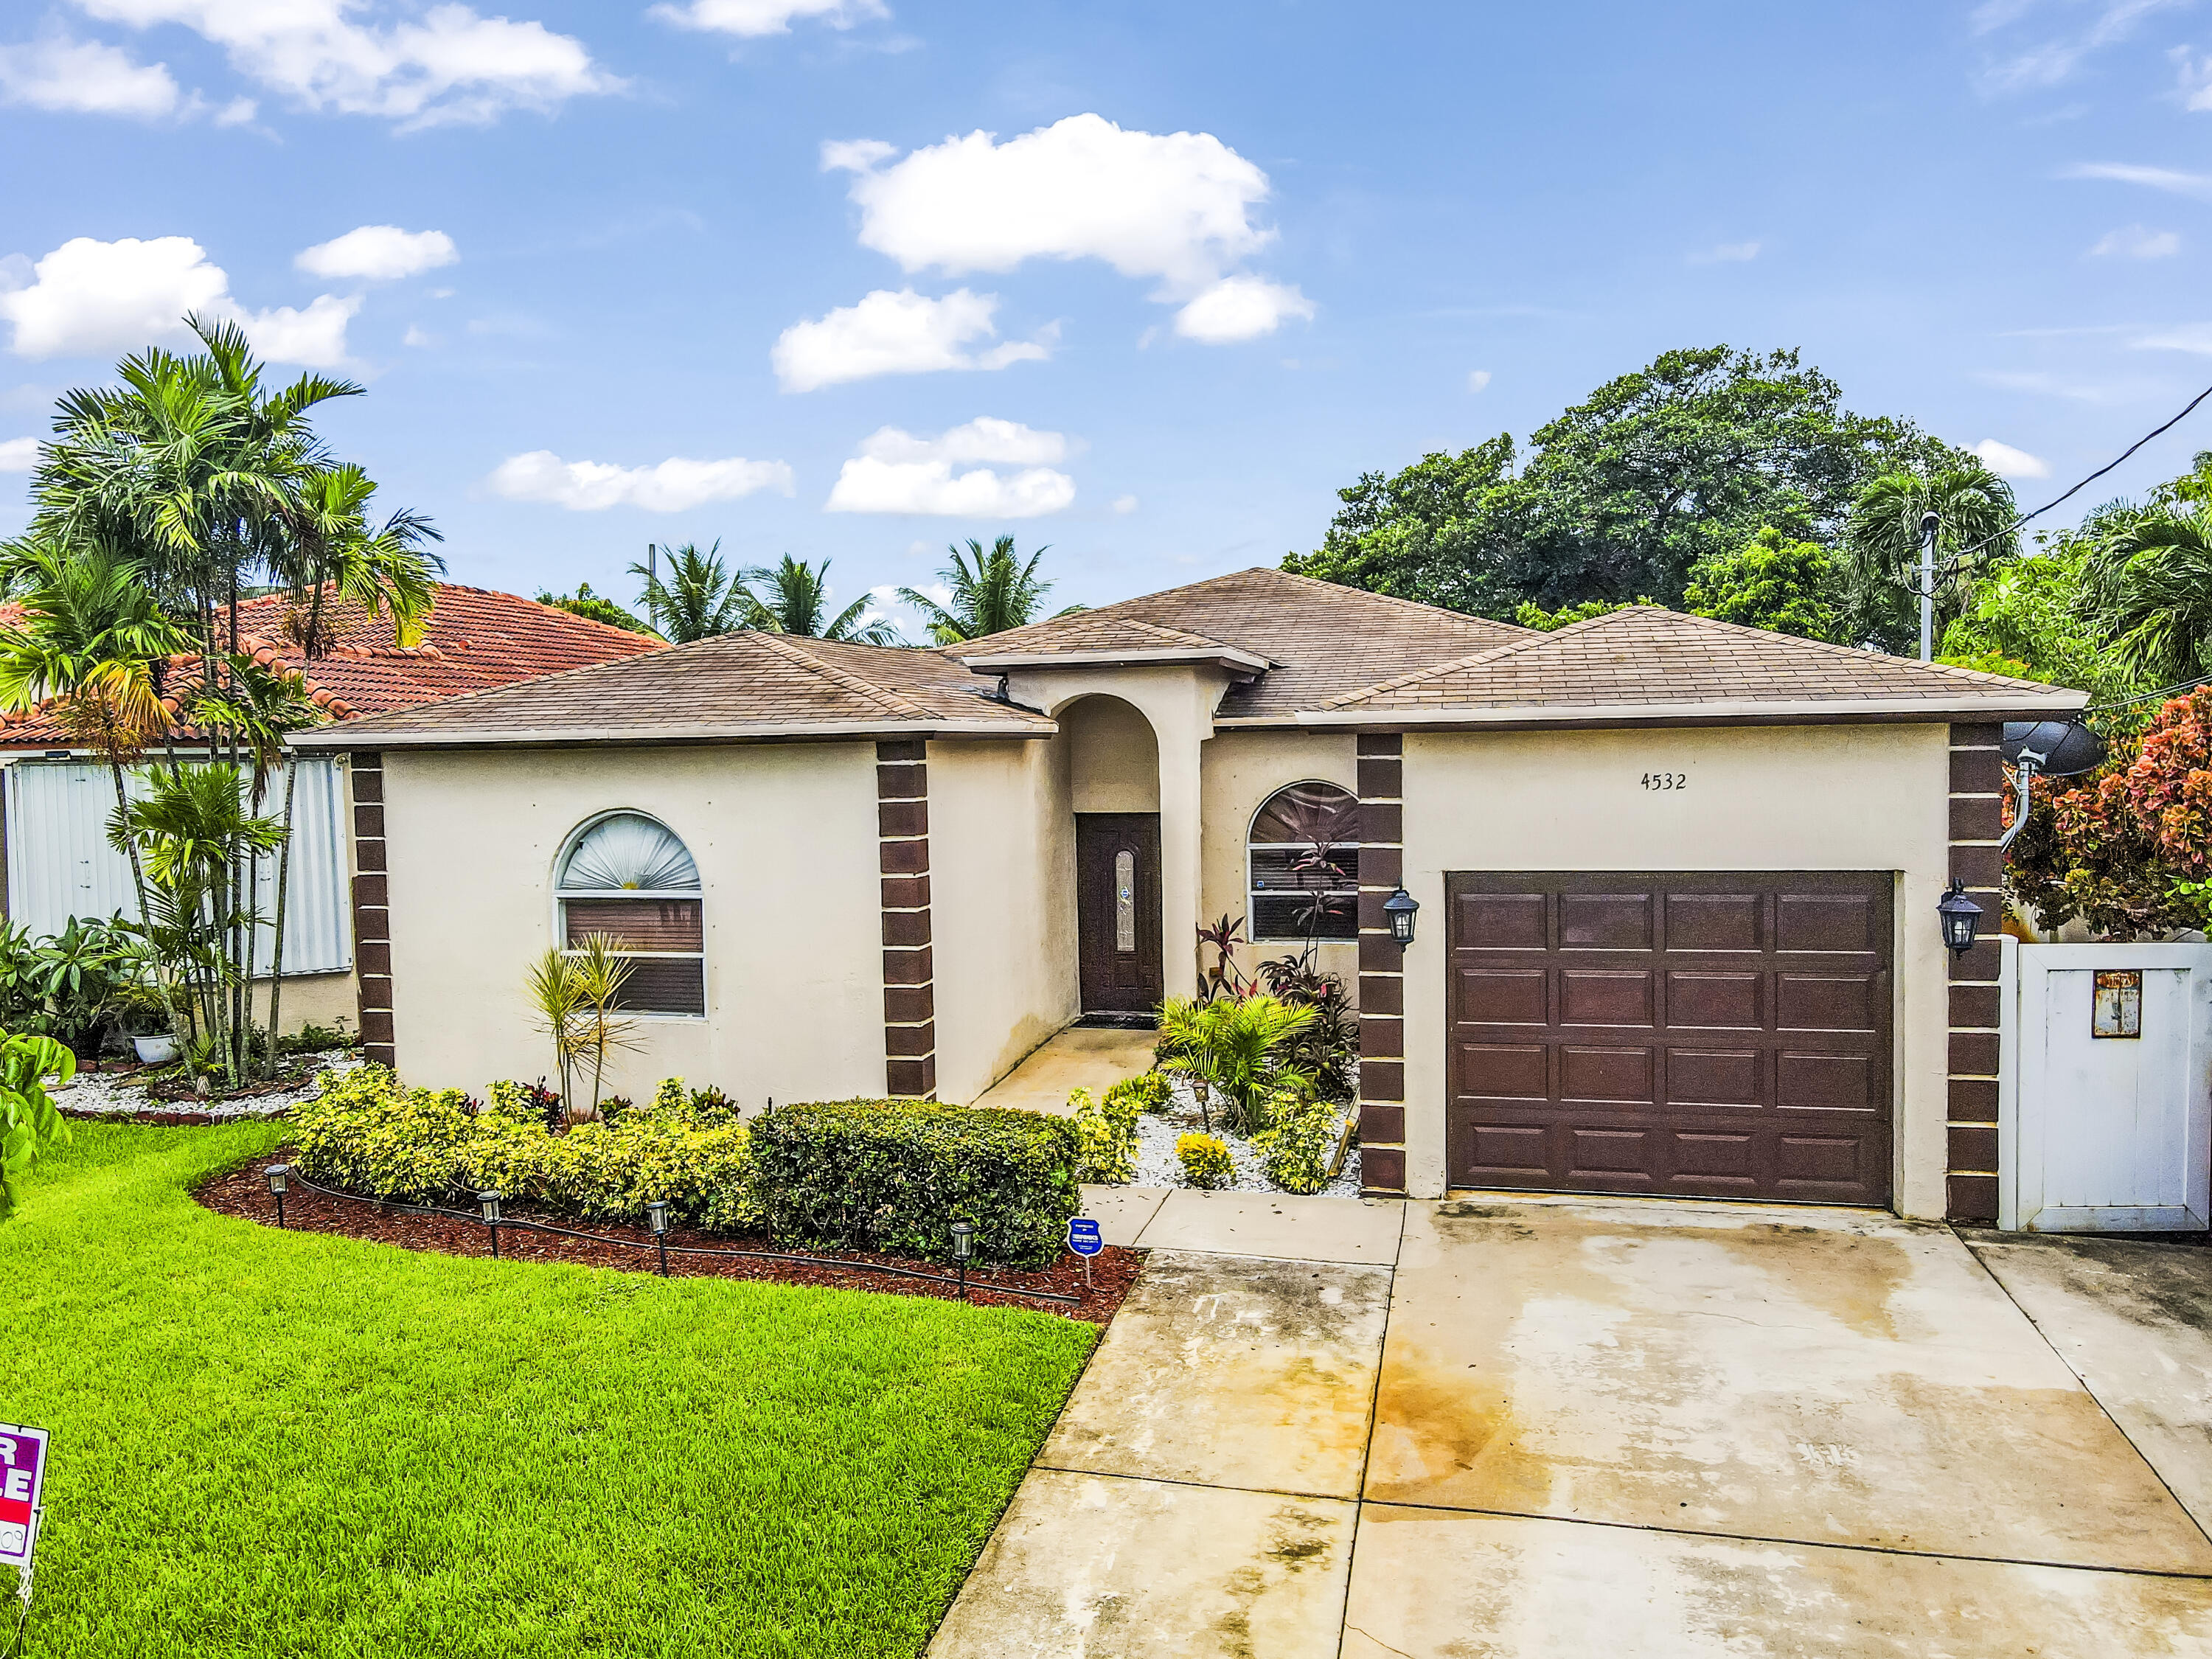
[1248,782,1360,943]
[555,813,705,1015]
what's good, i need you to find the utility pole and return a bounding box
[1918,510,1940,663]
[647,542,658,634]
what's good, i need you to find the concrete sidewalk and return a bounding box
[929,1193,2212,1658]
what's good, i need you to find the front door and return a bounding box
[1077,813,1164,1015]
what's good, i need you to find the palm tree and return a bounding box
[629,542,753,642]
[279,463,442,655]
[896,536,1083,644]
[740,554,902,645]
[1841,463,2017,655]
[2081,504,2212,686]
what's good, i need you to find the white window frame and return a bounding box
[1245,780,1361,945]
[551,810,706,1021]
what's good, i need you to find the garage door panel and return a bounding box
[1560,892,1653,950]
[1448,872,1893,1207]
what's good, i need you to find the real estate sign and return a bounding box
[0,1423,47,1579]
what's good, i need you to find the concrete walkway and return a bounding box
[929,1192,2212,1658]
[969,1028,1157,1115]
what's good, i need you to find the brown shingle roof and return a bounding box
[294,630,1054,749]
[1319,606,2087,719]
[947,567,1529,718]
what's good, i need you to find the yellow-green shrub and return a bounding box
[1176,1132,1235,1190]
[1253,1092,1342,1194]
[292,1065,476,1203]
[1069,1086,1140,1185]
[1105,1072,1172,1115]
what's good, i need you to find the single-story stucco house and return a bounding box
[291,567,2084,1222]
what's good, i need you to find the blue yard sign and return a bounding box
[1067,1218,1103,1257]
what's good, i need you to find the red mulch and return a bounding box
[193,1155,1142,1325]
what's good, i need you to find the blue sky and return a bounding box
[4,1,2212,631]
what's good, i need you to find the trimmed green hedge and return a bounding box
[749,1099,1081,1267]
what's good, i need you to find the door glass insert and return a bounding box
[1115,849,1136,952]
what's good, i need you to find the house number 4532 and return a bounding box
[1641,772,1687,791]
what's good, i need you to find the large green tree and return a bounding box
[1682,526,1841,640]
[1285,346,1963,619]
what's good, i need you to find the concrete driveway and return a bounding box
[928,1193,2212,1658]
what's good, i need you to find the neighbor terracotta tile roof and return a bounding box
[0,582,665,748]
[295,629,1057,747]
[1321,605,2086,715]
[947,567,1531,718]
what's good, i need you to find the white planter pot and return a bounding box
[132,1034,181,1065]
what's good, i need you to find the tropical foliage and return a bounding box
[536,582,658,637]
[0,1029,73,1221]
[896,535,1083,643]
[632,543,900,644]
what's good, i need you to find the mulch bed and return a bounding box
[194,1155,1143,1325]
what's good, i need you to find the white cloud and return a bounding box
[0,437,38,471]
[296,225,456,280]
[824,113,1305,332]
[2063,161,2212,200]
[650,0,888,36]
[1111,493,1138,515]
[825,418,1076,517]
[770,288,1049,392]
[402,324,434,347]
[1172,275,1313,343]
[2132,321,2212,353]
[1976,0,2185,94]
[487,451,794,512]
[0,235,363,366]
[0,33,183,116]
[1691,240,1761,263]
[2090,223,2180,257]
[1467,369,1492,393]
[72,0,619,128]
[1973,438,2051,479]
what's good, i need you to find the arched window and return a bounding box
[555,813,705,1015]
[1248,782,1360,942]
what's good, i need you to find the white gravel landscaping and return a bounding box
[1129,1073,1362,1197]
[53,1049,363,1121]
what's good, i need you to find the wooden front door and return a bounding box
[1446,871,1895,1207]
[1077,814,1164,1015]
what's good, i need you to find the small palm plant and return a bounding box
[1156,993,1318,1137]
[525,936,636,1121]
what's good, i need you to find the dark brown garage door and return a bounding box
[1447,872,1893,1207]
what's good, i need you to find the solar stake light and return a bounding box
[645,1199,671,1276]
[1938,882,1984,956]
[264,1164,291,1228]
[477,1190,504,1257]
[950,1221,974,1300]
[1383,888,1420,947]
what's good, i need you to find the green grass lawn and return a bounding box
[0,1124,1096,1658]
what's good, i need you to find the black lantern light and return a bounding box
[265,1164,291,1228]
[645,1198,671,1277]
[1382,887,1420,947]
[1937,881,1983,956]
[949,1220,974,1300]
[477,1189,504,1257]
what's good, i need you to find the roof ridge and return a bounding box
[1321,619,1572,708]
[1262,565,1538,630]
[1620,605,2070,694]
[749,631,935,719]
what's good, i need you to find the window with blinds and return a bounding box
[555,813,706,1015]
[1248,781,1360,942]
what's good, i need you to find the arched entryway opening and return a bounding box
[1057,695,1164,1016]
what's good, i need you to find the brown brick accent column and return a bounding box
[349,751,396,1069]
[1945,723,2005,1222]
[1356,733,1408,1196]
[878,738,936,1099]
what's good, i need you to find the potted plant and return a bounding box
[111,939,185,1066]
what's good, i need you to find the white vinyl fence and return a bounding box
[1999,936,2212,1232]
[2,757,353,976]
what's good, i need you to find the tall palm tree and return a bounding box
[740,554,902,645]
[895,536,1084,644]
[279,463,442,655]
[1840,463,2017,655]
[2081,504,2212,686]
[629,542,753,642]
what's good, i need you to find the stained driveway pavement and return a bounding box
[928,1193,2212,1658]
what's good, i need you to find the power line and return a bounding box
[2084,669,2212,714]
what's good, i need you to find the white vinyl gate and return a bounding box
[1999,936,2212,1232]
[2,757,353,975]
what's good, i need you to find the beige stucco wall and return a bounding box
[1063,695,1160,813]
[1399,722,1952,1217]
[251,969,358,1037]
[381,742,885,1108]
[928,737,1078,1102]
[1200,729,1362,997]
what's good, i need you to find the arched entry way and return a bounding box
[1059,695,1164,1015]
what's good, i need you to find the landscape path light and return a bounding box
[264,1164,291,1228]
[949,1221,974,1300]
[645,1200,670,1277]
[477,1190,504,1257]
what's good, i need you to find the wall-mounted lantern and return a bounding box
[1937,881,1983,956]
[1383,888,1420,947]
